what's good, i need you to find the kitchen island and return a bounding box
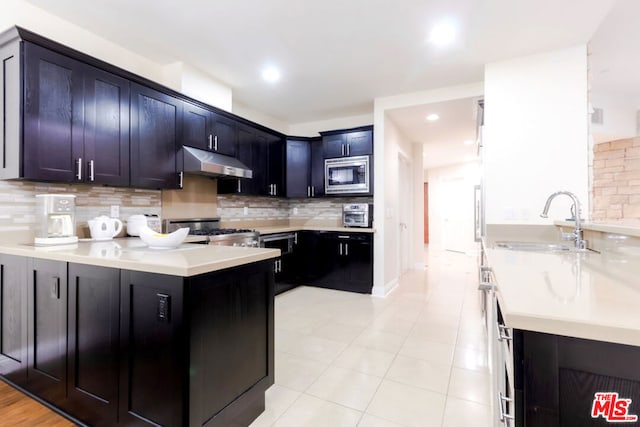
[484,245,640,426]
[0,238,280,427]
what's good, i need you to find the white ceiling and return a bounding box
[24,0,619,169]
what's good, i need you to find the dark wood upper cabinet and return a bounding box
[321,126,373,158]
[286,137,323,198]
[130,82,181,189]
[23,42,130,185]
[23,42,84,182]
[183,101,237,156]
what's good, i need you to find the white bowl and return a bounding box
[138,226,189,249]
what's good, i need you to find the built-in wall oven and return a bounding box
[325,155,370,195]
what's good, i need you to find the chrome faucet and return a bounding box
[540,191,587,250]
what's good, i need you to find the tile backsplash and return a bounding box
[592,137,640,224]
[0,180,161,234]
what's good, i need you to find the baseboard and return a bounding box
[371,277,398,298]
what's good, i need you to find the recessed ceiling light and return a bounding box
[426,114,439,122]
[463,139,474,145]
[261,66,281,83]
[428,20,457,47]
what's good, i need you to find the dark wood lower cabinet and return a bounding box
[0,257,275,427]
[515,330,640,427]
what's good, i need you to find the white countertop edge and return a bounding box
[255,226,376,234]
[555,220,640,238]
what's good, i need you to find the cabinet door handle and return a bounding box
[307,186,311,197]
[76,157,83,181]
[347,144,350,156]
[237,179,242,193]
[214,135,218,151]
[208,134,213,150]
[311,186,315,197]
[341,144,345,156]
[498,392,514,423]
[339,243,343,255]
[89,160,95,182]
[294,232,298,245]
[179,171,184,188]
[345,243,349,256]
[274,184,277,195]
[496,323,512,342]
[51,277,60,299]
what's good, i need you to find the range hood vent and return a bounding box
[181,146,252,179]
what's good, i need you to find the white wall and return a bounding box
[288,114,374,137]
[373,82,484,296]
[232,102,290,134]
[484,46,590,226]
[426,162,480,251]
[590,90,640,143]
[2,0,233,111]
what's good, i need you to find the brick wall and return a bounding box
[592,137,640,222]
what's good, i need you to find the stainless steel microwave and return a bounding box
[325,155,370,195]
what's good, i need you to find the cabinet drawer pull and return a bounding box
[214,135,218,151]
[208,134,213,150]
[76,157,82,181]
[338,235,350,239]
[51,277,60,299]
[345,243,348,256]
[89,160,95,182]
[179,171,184,188]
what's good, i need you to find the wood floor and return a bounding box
[0,380,75,426]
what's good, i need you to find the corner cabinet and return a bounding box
[0,256,275,427]
[130,83,182,189]
[22,42,130,185]
[285,137,324,198]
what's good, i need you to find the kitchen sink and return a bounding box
[494,241,576,252]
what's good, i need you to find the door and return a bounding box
[398,154,412,273]
[424,182,430,244]
[67,264,120,425]
[83,65,130,186]
[26,258,67,404]
[443,177,473,253]
[130,82,181,189]
[23,42,84,182]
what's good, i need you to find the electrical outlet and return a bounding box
[243,206,249,216]
[110,205,120,218]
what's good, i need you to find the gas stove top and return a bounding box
[164,218,259,247]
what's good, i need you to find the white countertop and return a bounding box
[486,247,640,346]
[0,238,280,277]
[255,226,375,234]
[555,220,640,237]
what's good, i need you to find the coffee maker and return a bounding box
[34,194,78,245]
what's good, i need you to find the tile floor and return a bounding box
[250,248,492,427]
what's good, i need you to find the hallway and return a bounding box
[252,248,491,426]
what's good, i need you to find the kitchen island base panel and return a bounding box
[0,254,275,427]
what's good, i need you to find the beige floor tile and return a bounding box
[448,367,491,405]
[399,336,455,366]
[278,333,348,364]
[385,354,451,394]
[273,393,362,427]
[306,366,382,411]
[312,321,366,344]
[408,322,458,345]
[366,379,446,427]
[357,413,406,426]
[275,352,328,392]
[332,345,396,377]
[353,328,406,353]
[442,396,492,427]
[452,345,489,372]
[249,385,301,427]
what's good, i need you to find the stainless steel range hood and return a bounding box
[181,146,252,179]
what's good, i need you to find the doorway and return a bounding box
[398,154,413,274]
[424,182,429,244]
